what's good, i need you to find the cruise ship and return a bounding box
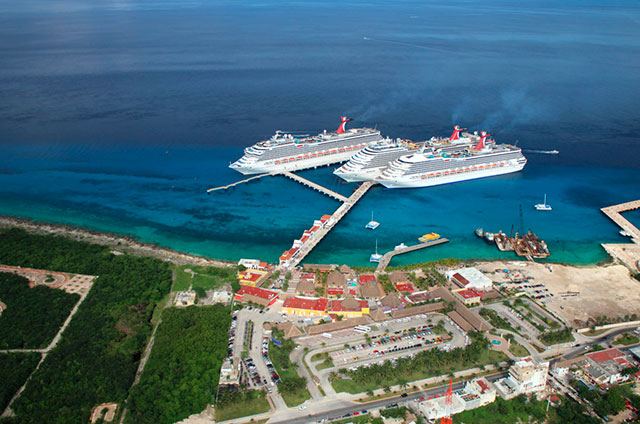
[376,132,527,188]
[229,117,383,175]
[333,126,480,182]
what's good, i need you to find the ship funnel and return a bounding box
[337,116,352,134]
[474,131,492,150]
[449,125,466,141]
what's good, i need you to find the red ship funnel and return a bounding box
[475,131,492,150]
[337,116,352,134]
[449,125,466,141]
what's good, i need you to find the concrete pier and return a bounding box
[281,181,377,270]
[280,171,348,202]
[601,199,640,243]
[207,172,275,193]
[376,238,450,271]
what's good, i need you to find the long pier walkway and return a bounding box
[207,172,275,193]
[282,181,377,270]
[601,199,640,242]
[280,171,348,202]
[376,238,450,271]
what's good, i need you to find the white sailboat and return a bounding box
[535,194,552,211]
[370,239,383,263]
[365,211,380,229]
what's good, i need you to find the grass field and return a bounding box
[281,388,312,408]
[508,340,530,357]
[612,332,640,346]
[332,349,508,394]
[215,390,270,422]
[172,265,236,292]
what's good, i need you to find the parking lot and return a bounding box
[330,325,449,365]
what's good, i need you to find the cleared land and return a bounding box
[215,390,270,422]
[172,265,236,292]
[476,261,640,328]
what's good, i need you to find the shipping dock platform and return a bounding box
[601,199,640,243]
[376,238,450,271]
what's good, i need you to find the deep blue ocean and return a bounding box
[1,0,639,266]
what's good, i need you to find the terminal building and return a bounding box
[494,357,549,399]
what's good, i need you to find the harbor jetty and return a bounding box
[207,172,275,193]
[376,238,450,271]
[601,199,640,243]
[278,181,376,270]
[280,171,347,202]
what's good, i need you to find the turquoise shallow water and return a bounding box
[0,145,637,267]
[1,1,639,266]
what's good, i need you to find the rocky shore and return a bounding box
[0,216,234,268]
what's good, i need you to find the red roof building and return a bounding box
[587,348,625,364]
[454,288,484,305]
[395,282,416,293]
[359,274,376,284]
[282,297,328,316]
[234,286,279,306]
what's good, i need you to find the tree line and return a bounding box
[126,305,231,424]
[0,228,172,423]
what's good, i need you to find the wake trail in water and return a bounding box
[363,36,453,54]
[523,149,559,155]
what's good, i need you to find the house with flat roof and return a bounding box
[494,357,549,399]
[446,267,493,291]
[454,288,484,305]
[583,348,635,386]
[237,269,269,287]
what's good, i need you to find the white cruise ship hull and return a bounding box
[333,166,387,182]
[377,161,526,188]
[231,150,359,175]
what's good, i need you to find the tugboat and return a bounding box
[474,228,484,238]
[484,232,495,244]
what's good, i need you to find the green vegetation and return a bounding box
[575,383,629,418]
[173,265,235,292]
[539,327,574,346]
[0,273,79,349]
[508,340,529,357]
[269,331,310,406]
[479,308,519,334]
[0,353,40,412]
[380,406,408,419]
[592,313,638,326]
[513,298,560,329]
[612,332,640,346]
[453,394,599,424]
[126,305,231,424]
[316,357,334,370]
[333,332,508,394]
[0,228,172,423]
[386,258,461,271]
[215,390,270,422]
[331,414,372,424]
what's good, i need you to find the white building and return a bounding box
[238,258,267,270]
[495,357,549,399]
[212,287,233,304]
[414,378,496,420]
[446,267,493,291]
[175,290,196,307]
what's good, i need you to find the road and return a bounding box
[269,371,509,424]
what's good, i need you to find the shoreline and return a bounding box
[0,215,620,270]
[0,216,235,268]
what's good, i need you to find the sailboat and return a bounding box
[370,239,383,263]
[365,211,380,229]
[535,194,552,211]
